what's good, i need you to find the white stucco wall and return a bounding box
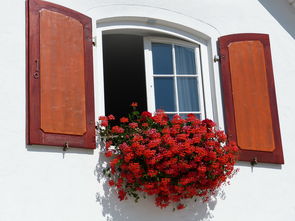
[1,0,295,220]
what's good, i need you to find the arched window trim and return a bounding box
[95,20,223,128]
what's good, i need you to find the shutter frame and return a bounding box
[27,0,95,149]
[218,33,284,164]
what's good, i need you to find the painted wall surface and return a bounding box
[0,0,295,220]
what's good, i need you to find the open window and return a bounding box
[102,34,206,121]
[27,0,284,164]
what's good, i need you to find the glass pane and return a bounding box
[177,77,200,111]
[175,45,196,75]
[180,113,201,120]
[167,114,176,120]
[154,77,176,112]
[152,43,173,75]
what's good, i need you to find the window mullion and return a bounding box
[172,44,180,114]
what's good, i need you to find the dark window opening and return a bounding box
[103,34,147,121]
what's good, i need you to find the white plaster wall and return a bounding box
[0,0,295,220]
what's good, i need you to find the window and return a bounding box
[103,35,205,120]
[144,38,205,119]
[27,0,284,164]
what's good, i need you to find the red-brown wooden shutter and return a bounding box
[27,0,95,149]
[218,33,284,164]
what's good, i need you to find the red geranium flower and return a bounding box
[129,122,138,128]
[98,106,239,210]
[108,114,115,120]
[111,126,124,134]
[120,117,129,123]
[99,116,108,121]
[118,189,127,201]
[141,111,152,118]
[108,180,115,186]
[131,102,138,107]
[101,120,108,127]
[105,151,113,157]
[177,203,185,210]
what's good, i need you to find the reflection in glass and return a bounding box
[175,45,196,75]
[177,77,199,112]
[154,77,176,112]
[152,43,173,75]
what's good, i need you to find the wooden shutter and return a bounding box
[27,0,95,149]
[218,33,284,164]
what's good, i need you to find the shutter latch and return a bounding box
[33,59,40,79]
[250,157,258,166]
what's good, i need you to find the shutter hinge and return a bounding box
[214,54,225,62]
[214,55,220,62]
[92,36,97,47]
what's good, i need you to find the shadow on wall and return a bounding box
[258,0,295,39]
[95,151,223,221]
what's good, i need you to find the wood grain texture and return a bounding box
[40,9,86,135]
[27,0,95,148]
[228,40,275,152]
[218,33,284,164]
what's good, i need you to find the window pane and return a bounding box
[180,113,201,120]
[154,77,176,111]
[177,77,200,111]
[175,45,196,75]
[167,114,176,120]
[152,43,173,75]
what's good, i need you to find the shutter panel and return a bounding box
[27,0,95,149]
[218,33,284,164]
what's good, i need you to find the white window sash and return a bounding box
[144,37,206,119]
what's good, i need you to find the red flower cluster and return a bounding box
[99,109,239,210]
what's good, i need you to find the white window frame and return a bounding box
[95,20,221,127]
[144,37,206,119]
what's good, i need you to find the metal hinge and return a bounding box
[92,36,97,46]
[214,55,220,62]
[214,54,225,62]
